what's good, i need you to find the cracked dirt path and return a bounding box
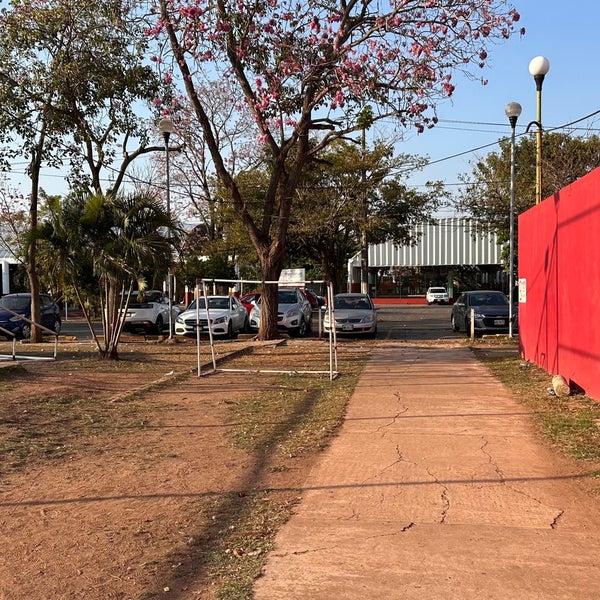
[254,345,600,599]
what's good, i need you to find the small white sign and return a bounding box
[279,268,305,285]
[518,278,527,303]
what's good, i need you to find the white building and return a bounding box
[348,218,505,297]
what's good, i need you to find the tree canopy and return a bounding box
[458,132,600,244]
[149,0,522,338]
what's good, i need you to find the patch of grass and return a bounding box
[0,383,152,476]
[472,346,600,463]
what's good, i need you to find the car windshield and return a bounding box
[1,296,29,310]
[429,288,446,293]
[469,293,508,306]
[278,290,298,304]
[188,297,230,311]
[334,296,372,310]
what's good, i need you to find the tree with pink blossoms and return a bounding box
[149,0,522,339]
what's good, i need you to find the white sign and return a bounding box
[279,268,305,285]
[518,278,527,303]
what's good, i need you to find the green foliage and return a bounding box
[459,132,600,243]
[0,0,159,184]
[288,140,443,291]
[37,190,176,358]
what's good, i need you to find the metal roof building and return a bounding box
[348,217,505,294]
[367,218,502,267]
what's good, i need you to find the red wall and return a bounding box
[518,168,600,400]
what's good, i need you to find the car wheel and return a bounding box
[20,323,31,340]
[154,316,163,334]
[451,314,459,332]
[52,317,62,334]
[227,320,237,339]
[290,317,307,338]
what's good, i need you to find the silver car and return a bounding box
[324,293,377,338]
[175,295,248,338]
[249,288,313,337]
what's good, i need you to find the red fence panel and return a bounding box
[518,168,600,400]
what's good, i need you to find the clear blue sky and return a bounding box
[396,0,600,214]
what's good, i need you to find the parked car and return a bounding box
[451,290,517,337]
[121,290,180,334]
[303,289,325,308]
[240,291,261,315]
[426,286,449,305]
[0,293,61,339]
[249,288,312,337]
[175,295,248,338]
[323,293,377,337]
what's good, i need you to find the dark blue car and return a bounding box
[0,293,62,339]
[451,290,517,337]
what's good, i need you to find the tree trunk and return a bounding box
[27,133,45,343]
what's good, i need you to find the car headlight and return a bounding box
[176,315,185,324]
[285,308,300,318]
[473,311,485,320]
[212,315,227,325]
[361,315,374,324]
[9,315,23,322]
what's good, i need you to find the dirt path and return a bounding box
[0,339,334,599]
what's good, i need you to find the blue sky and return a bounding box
[396,0,600,214]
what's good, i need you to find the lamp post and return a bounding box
[505,101,522,339]
[528,56,550,205]
[158,117,175,338]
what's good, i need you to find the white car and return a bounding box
[426,287,449,305]
[122,290,180,334]
[175,295,248,338]
[249,288,312,337]
[324,293,377,338]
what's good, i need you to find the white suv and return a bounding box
[249,288,313,337]
[426,287,449,305]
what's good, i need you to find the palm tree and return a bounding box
[37,190,177,359]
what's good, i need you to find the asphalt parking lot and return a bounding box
[61,304,459,342]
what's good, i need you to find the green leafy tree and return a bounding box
[0,0,161,340]
[37,191,176,359]
[149,0,521,339]
[459,132,600,244]
[289,140,443,292]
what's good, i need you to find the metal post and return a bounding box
[534,84,543,205]
[529,56,549,205]
[505,102,522,339]
[158,118,175,338]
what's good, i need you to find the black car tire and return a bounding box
[52,317,62,334]
[451,314,459,332]
[154,316,163,334]
[289,317,307,338]
[227,320,236,339]
[20,323,31,340]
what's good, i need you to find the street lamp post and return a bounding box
[505,102,522,339]
[528,56,550,205]
[158,117,175,339]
